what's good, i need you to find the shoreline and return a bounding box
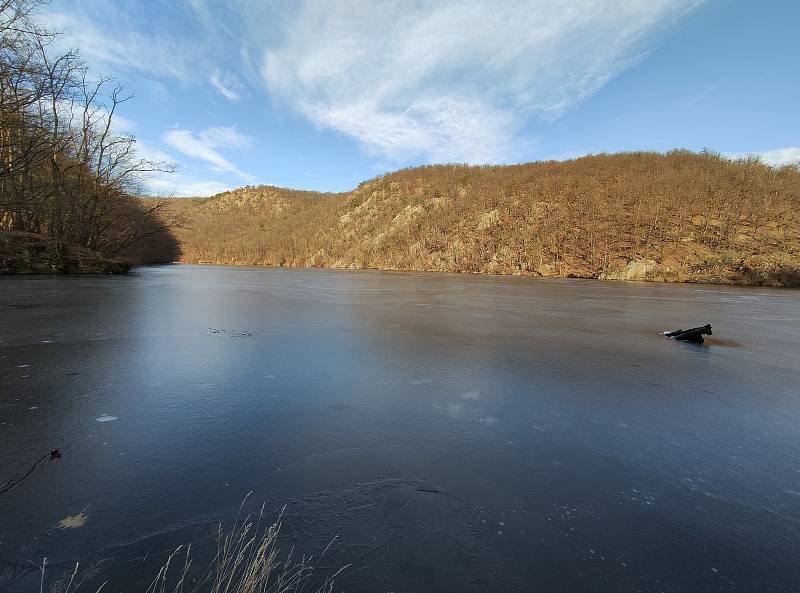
[169,259,800,288]
[0,230,130,275]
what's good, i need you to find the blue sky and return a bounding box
[45,0,800,196]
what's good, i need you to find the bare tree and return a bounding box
[0,0,180,264]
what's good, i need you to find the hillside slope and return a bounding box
[170,151,800,286]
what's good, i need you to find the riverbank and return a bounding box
[0,230,130,275]
[176,255,800,287]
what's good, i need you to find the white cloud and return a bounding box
[304,96,516,164]
[262,0,702,162]
[44,1,704,168]
[45,10,197,82]
[147,174,232,197]
[726,147,800,168]
[162,126,255,181]
[133,139,176,165]
[209,68,244,102]
[194,126,251,148]
[109,113,137,134]
[131,140,234,197]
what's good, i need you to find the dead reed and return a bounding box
[38,494,345,593]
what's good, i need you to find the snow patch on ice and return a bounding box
[436,402,465,418]
[460,390,482,400]
[58,512,88,529]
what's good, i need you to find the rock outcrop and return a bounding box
[600,259,664,281]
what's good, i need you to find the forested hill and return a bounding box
[169,151,800,286]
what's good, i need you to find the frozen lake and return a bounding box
[1,265,800,592]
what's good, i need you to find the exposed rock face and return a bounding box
[0,231,130,275]
[600,259,661,282]
[476,209,501,231]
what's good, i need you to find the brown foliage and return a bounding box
[172,151,800,286]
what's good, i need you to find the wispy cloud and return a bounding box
[209,68,244,102]
[162,126,255,181]
[132,140,233,197]
[109,113,137,134]
[44,0,710,173]
[262,0,703,162]
[147,174,232,197]
[726,147,800,167]
[686,78,725,106]
[45,9,198,82]
[134,139,176,165]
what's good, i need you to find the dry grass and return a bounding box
[168,151,800,286]
[39,495,345,593]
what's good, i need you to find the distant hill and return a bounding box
[168,151,800,286]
